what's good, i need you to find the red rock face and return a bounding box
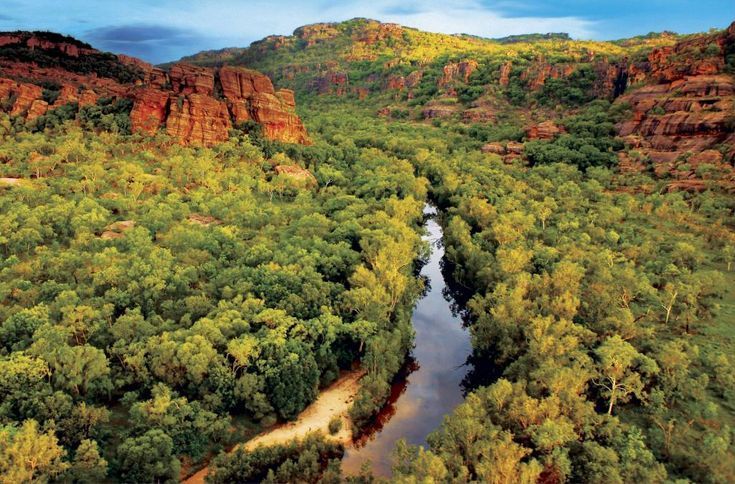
[527,120,564,140]
[166,93,231,146]
[219,66,275,99]
[499,62,512,87]
[0,37,311,146]
[521,62,575,90]
[130,88,170,135]
[0,79,46,119]
[439,60,478,87]
[216,66,310,144]
[170,64,215,96]
[615,73,735,186]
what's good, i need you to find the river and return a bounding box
[340,204,473,476]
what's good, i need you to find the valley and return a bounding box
[0,13,734,484]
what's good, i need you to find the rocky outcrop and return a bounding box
[218,66,310,144]
[521,62,575,90]
[481,143,506,155]
[314,72,349,95]
[127,65,310,145]
[220,66,275,99]
[0,33,96,57]
[611,23,735,190]
[129,88,170,135]
[354,22,403,45]
[0,79,47,119]
[274,164,317,187]
[166,94,232,146]
[0,33,310,146]
[615,73,735,183]
[527,120,564,140]
[170,64,215,96]
[439,60,478,87]
[294,23,340,47]
[481,141,524,163]
[499,62,512,87]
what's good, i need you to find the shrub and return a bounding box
[328,416,342,435]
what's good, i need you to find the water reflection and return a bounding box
[340,205,474,476]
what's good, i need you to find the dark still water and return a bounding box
[341,205,472,476]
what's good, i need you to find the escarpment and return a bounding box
[0,32,310,146]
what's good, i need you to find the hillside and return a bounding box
[180,18,735,191]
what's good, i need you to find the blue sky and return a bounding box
[0,1,732,63]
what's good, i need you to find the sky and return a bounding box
[0,1,732,64]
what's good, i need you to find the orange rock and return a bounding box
[9,82,43,118]
[219,66,275,98]
[248,92,310,144]
[499,62,512,87]
[169,64,214,96]
[506,142,525,155]
[130,88,170,135]
[521,62,574,90]
[166,93,231,146]
[481,143,506,155]
[439,60,478,87]
[78,90,99,107]
[527,120,564,140]
[27,99,49,120]
[0,33,310,146]
[277,89,296,107]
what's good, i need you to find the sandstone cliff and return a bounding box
[613,23,735,189]
[0,32,310,146]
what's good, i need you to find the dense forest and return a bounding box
[1,16,735,484]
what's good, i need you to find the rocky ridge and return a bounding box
[0,32,310,145]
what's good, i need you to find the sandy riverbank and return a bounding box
[183,369,365,484]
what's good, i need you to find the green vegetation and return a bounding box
[1,17,734,484]
[294,99,735,482]
[0,115,427,481]
[208,433,343,483]
[524,101,627,170]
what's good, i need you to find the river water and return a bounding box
[341,205,473,476]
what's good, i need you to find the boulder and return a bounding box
[481,143,506,155]
[506,142,525,155]
[527,120,564,140]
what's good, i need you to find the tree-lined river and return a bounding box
[341,205,473,476]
